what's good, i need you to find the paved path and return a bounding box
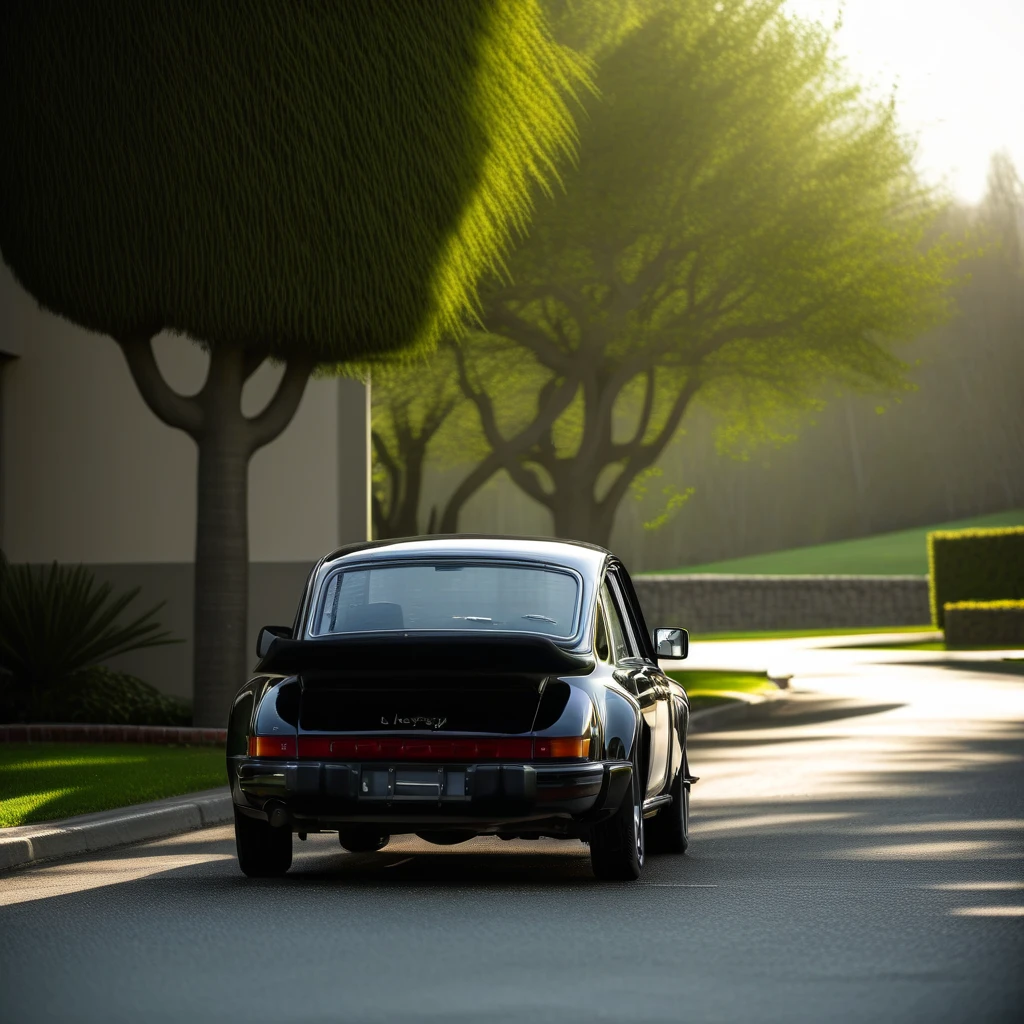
[1,642,1022,1023]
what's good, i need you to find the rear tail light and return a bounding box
[534,737,591,759]
[298,736,534,760]
[251,734,593,761]
[248,736,296,758]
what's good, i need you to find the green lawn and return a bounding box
[666,669,778,713]
[656,509,1024,576]
[0,743,226,828]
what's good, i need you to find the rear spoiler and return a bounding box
[255,632,595,677]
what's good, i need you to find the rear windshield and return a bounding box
[310,561,580,639]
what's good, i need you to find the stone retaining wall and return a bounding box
[633,574,931,634]
[0,724,227,745]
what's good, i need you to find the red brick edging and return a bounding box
[0,724,226,746]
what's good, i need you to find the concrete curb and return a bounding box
[0,787,232,873]
[688,685,790,734]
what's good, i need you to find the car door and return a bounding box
[607,566,672,797]
[602,574,669,799]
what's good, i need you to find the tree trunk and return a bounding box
[118,335,312,728]
[390,437,427,538]
[193,423,251,725]
[192,354,251,727]
[549,476,617,548]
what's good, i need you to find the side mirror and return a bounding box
[257,625,292,659]
[654,627,688,660]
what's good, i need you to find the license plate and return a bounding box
[359,767,468,802]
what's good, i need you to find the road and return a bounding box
[1,640,1022,1023]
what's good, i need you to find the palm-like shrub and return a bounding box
[0,553,179,721]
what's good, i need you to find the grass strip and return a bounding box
[0,743,226,828]
[689,625,936,642]
[666,669,778,713]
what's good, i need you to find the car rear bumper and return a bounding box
[230,757,632,830]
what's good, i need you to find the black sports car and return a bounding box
[227,536,695,880]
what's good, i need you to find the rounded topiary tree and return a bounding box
[0,0,585,724]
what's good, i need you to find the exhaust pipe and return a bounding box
[264,800,291,829]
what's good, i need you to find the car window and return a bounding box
[311,561,580,638]
[600,581,634,662]
[594,598,611,662]
[608,568,651,661]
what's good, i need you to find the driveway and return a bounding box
[1,640,1021,1023]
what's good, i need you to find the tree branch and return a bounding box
[440,355,582,531]
[116,332,204,439]
[629,367,657,450]
[505,455,553,507]
[483,305,574,375]
[600,376,700,515]
[243,346,271,381]
[371,428,403,524]
[245,355,315,453]
[437,448,508,533]
[370,487,387,539]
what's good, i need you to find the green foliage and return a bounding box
[945,599,1024,611]
[0,554,178,720]
[928,527,1024,626]
[449,0,958,544]
[943,601,1024,648]
[629,467,695,531]
[0,0,586,361]
[0,666,192,727]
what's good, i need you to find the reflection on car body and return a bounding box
[227,535,694,880]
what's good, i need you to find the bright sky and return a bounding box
[784,0,1023,204]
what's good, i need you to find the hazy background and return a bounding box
[399,0,1024,572]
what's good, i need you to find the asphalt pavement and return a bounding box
[1,640,1022,1023]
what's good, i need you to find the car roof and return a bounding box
[319,535,612,578]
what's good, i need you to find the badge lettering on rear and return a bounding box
[381,714,448,730]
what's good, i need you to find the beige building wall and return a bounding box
[0,263,370,700]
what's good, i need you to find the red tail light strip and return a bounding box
[250,735,590,760]
[250,736,297,758]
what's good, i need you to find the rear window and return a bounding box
[310,561,580,639]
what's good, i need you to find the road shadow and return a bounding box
[696,696,907,734]
[896,659,1024,678]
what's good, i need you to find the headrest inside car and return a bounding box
[341,602,404,632]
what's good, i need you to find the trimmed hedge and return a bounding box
[0,665,191,726]
[928,527,1024,627]
[944,600,1024,647]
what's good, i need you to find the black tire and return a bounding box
[338,827,390,853]
[234,807,292,877]
[590,757,645,881]
[646,760,689,854]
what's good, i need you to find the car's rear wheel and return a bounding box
[646,759,689,854]
[234,807,292,877]
[590,757,644,881]
[338,827,390,853]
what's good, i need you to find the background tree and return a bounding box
[979,151,1023,275]
[439,0,958,545]
[371,334,572,538]
[370,349,469,539]
[0,0,585,724]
